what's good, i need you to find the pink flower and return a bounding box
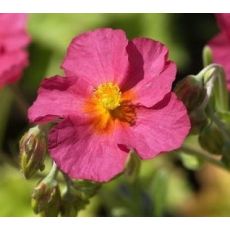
[0,13,30,88]
[208,14,230,89]
[28,28,190,182]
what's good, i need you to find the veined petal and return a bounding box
[28,76,93,123]
[115,93,190,159]
[48,118,129,182]
[62,28,129,86]
[123,38,176,107]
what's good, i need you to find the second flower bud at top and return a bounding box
[175,75,207,112]
[175,75,208,134]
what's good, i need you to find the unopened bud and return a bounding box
[199,122,224,155]
[175,75,207,112]
[32,179,61,217]
[19,126,46,179]
[189,109,208,134]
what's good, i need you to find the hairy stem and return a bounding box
[44,162,59,183]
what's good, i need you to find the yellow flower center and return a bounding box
[84,82,136,134]
[93,82,122,110]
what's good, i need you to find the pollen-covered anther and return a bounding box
[94,82,122,110]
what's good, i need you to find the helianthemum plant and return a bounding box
[20,23,230,217]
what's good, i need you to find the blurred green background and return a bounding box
[1,14,229,217]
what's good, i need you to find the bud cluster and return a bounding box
[175,47,230,167]
[29,162,101,217]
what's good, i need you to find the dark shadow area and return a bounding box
[171,13,218,82]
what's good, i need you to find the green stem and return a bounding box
[62,172,72,190]
[124,149,141,184]
[181,144,226,169]
[202,46,213,67]
[44,162,59,183]
[213,66,229,112]
[196,63,217,82]
[35,172,65,184]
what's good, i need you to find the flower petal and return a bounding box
[0,13,28,34]
[0,32,30,51]
[123,38,176,107]
[115,93,190,159]
[216,14,230,38]
[48,118,129,182]
[209,32,230,89]
[0,50,28,87]
[28,76,93,123]
[62,28,129,86]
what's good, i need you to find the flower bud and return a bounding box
[198,122,225,155]
[31,179,61,217]
[175,75,207,112]
[19,126,46,179]
[189,109,208,134]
